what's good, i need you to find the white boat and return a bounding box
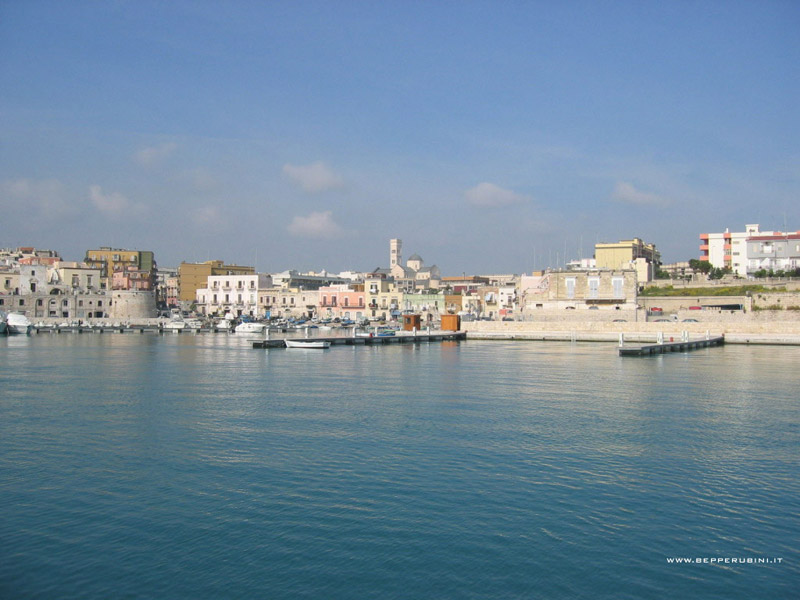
[215,318,232,331]
[184,318,204,330]
[234,321,266,334]
[6,312,32,335]
[285,339,331,349]
[163,318,187,331]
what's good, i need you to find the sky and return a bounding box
[1,0,798,275]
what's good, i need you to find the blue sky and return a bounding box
[1,0,798,274]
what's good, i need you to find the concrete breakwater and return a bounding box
[462,320,800,345]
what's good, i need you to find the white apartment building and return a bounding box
[196,273,271,317]
[700,224,799,276]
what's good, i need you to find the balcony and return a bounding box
[699,244,709,251]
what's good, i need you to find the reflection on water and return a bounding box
[1,334,798,599]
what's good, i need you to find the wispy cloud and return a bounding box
[282,161,345,193]
[1,178,68,217]
[192,205,224,226]
[287,210,344,239]
[610,181,668,206]
[465,182,530,207]
[89,185,146,217]
[179,168,218,191]
[134,142,177,167]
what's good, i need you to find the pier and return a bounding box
[252,331,466,348]
[618,333,724,356]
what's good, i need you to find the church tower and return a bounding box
[390,238,402,269]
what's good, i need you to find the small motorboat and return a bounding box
[6,312,32,335]
[234,322,267,334]
[285,340,331,349]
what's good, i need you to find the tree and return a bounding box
[689,259,713,275]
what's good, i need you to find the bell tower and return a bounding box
[390,238,402,269]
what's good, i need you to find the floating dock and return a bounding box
[619,335,724,356]
[252,331,466,348]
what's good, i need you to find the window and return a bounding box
[588,278,599,299]
[37,299,44,306]
[565,278,576,299]
[612,277,624,299]
[344,297,349,307]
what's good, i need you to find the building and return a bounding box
[112,267,153,291]
[700,224,800,276]
[544,270,638,309]
[270,270,350,290]
[384,239,441,291]
[195,273,271,317]
[364,273,402,320]
[318,284,366,320]
[595,238,660,283]
[258,288,319,320]
[746,231,800,274]
[85,247,156,289]
[178,260,255,303]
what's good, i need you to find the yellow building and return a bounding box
[178,260,254,303]
[594,238,660,282]
[84,247,155,289]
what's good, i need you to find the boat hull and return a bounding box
[285,340,331,349]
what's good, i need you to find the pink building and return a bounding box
[318,284,366,319]
[112,267,153,291]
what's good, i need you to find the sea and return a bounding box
[1,333,798,599]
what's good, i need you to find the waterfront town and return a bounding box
[2,224,800,335]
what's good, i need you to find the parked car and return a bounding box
[682,318,699,322]
[612,319,627,322]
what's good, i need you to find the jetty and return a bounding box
[618,332,724,356]
[252,330,466,349]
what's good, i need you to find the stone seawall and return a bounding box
[463,317,800,344]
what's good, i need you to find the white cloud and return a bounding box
[1,178,68,216]
[465,182,530,207]
[611,181,668,206]
[89,185,146,217]
[134,142,177,167]
[282,161,345,193]
[287,210,344,239]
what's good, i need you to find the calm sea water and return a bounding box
[1,333,798,599]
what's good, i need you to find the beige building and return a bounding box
[258,288,319,319]
[178,260,254,303]
[544,270,638,309]
[51,262,102,291]
[365,274,402,320]
[85,247,156,289]
[594,238,660,282]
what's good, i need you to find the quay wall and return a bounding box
[463,316,800,337]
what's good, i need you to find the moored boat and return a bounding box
[6,312,32,335]
[285,339,331,349]
[234,321,266,334]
